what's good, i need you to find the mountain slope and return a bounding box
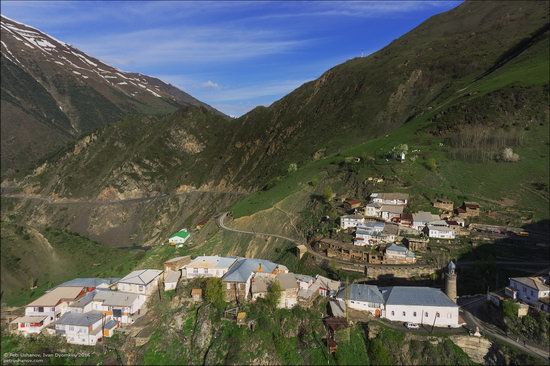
[0,15,223,177]
[3,0,549,247]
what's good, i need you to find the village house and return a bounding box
[462,201,481,216]
[343,198,362,211]
[412,211,440,231]
[370,193,409,206]
[385,244,416,264]
[116,269,163,297]
[12,286,86,336]
[314,275,341,297]
[250,272,299,308]
[164,256,191,272]
[340,214,365,229]
[506,276,550,312]
[380,204,404,222]
[222,258,288,302]
[295,274,315,290]
[433,198,454,212]
[182,256,239,279]
[316,238,370,262]
[53,311,108,346]
[425,225,456,239]
[90,290,143,324]
[164,270,181,291]
[57,278,118,292]
[403,237,429,251]
[364,202,382,217]
[168,228,191,247]
[381,286,460,328]
[335,284,384,316]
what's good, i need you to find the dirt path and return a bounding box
[1,189,247,206]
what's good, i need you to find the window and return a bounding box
[194,268,198,274]
[69,326,74,331]
[413,312,417,317]
[402,311,406,316]
[391,311,394,316]
[139,285,144,292]
[436,312,440,318]
[448,313,452,318]
[531,290,535,297]
[425,312,429,317]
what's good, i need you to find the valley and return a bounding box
[1,1,549,365]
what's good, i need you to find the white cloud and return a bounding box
[200,80,221,89]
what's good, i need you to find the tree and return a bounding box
[502,299,519,320]
[265,280,282,309]
[205,278,225,311]
[323,186,334,202]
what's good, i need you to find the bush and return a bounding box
[500,147,520,162]
[205,278,225,312]
[265,280,282,310]
[323,186,334,202]
[425,158,437,171]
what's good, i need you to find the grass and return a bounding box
[0,222,145,306]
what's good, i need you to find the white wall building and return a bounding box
[364,203,382,217]
[164,270,181,291]
[381,286,460,328]
[412,212,440,231]
[340,215,365,229]
[12,286,86,336]
[507,277,550,308]
[168,228,190,247]
[370,193,409,206]
[90,290,142,324]
[425,225,456,239]
[182,256,239,279]
[380,205,404,222]
[335,284,385,316]
[116,269,163,297]
[54,311,107,346]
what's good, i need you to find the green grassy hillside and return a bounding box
[0,221,144,306]
[231,29,549,223]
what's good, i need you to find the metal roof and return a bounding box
[185,256,238,270]
[381,286,457,307]
[118,269,163,285]
[294,274,314,283]
[104,319,118,330]
[371,193,409,200]
[222,258,285,283]
[11,315,48,324]
[386,243,407,253]
[69,291,95,308]
[164,271,181,284]
[93,290,139,307]
[27,286,85,307]
[380,205,404,214]
[427,225,454,232]
[56,311,103,326]
[171,229,190,239]
[413,211,440,223]
[510,277,550,291]
[58,278,119,288]
[276,273,298,290]
[336,284,384,304]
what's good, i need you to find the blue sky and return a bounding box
[2,1,461,116]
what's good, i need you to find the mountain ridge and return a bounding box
[0,14,225,177]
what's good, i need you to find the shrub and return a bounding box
[500,147,520,162]
[205,278,225,312]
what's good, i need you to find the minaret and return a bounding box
[445,261,457,303]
